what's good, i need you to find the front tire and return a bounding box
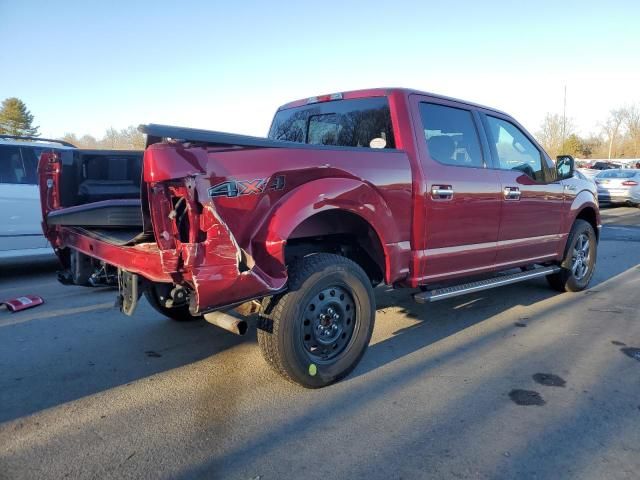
[257,253,375,388]
[547,219,597,292]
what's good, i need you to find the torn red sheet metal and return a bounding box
[0,295,44,312]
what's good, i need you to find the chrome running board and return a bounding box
[414,266,561,303]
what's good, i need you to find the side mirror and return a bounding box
[556,155,575,180]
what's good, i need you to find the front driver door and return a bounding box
[481,114,564,266]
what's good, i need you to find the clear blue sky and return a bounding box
[1,0,638,139]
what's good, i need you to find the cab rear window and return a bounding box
[268,97,395,149]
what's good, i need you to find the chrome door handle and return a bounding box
[503,186,521,200]
[431,185,454,199]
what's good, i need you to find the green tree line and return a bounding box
[536,105,640,160]
[3,96,640,157]
[0,97,144,150]
[60,126,146,150]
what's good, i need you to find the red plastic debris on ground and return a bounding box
[0,295,44,312]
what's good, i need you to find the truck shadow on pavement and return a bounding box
[355,280,575,380]
[173,262,640,480]
[352,231,640,380]
[0,298,253,423]
[1,223,637,426]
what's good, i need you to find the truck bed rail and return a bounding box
[138,123,396,152]
[139,123,301,149]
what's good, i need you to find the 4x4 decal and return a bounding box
[208,175,285,198]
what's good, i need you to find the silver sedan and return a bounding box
[595,169,640,206]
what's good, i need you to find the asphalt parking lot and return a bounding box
[1,207,640,480]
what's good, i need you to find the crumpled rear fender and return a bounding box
[146,176,286,314]
[251,177,404,284]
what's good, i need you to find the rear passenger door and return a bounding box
[481,114,564,266]
[411,97,502,282]
[0,145,47,251]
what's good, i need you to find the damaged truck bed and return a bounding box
[40,115,410,316]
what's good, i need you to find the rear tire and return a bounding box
[547,219,597,292]
[144,284,200,322]
[257,253,375,388]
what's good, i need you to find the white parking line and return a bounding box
[0,302,114,327]
[604,225,639,231]
[601,208,639,217]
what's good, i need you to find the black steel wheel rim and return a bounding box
[301,285,356,362]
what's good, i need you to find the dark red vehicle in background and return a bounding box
[39,88,600,387]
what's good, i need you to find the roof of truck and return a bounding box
[278,87,509,117]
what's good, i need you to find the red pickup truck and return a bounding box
[39,88,599,388]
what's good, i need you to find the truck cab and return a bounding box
[406,92,594,284]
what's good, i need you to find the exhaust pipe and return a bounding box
[203,311,248,335]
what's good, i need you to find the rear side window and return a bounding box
[485,116,544,182]
[419,103,484,168]
[0,145,38,184]
[268,97,395,149]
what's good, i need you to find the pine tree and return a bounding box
[0,97,39,136]
[561,134,582,157]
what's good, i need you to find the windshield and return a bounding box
[268,97,396,149]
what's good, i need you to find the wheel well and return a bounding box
[576,207,598,240]
[284,210,385,285]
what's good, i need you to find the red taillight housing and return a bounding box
[622,180,639,186]
[38,151,62,213]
